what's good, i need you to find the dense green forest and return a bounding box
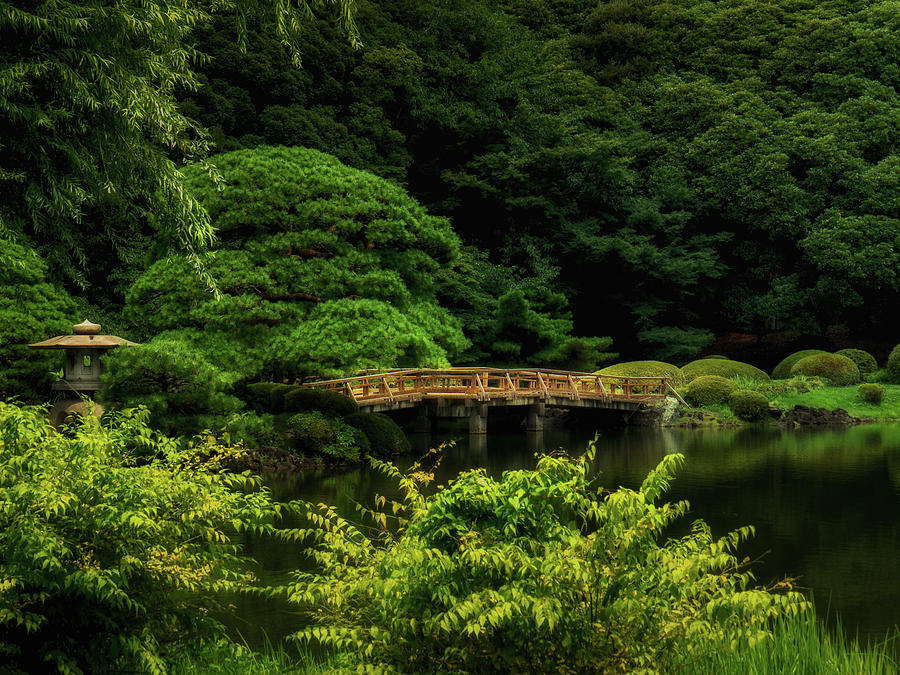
[5,0,900,406]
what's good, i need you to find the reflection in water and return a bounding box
[230,423,900,652]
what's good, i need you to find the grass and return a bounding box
[693,608,899,674]
[771,383,900,419]
[169,638,345,674]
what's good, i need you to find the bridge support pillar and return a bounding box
[468,404,488,435]
[526,403,545,432]
[413,405,433,434]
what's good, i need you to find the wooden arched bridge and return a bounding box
[304,368,679,434]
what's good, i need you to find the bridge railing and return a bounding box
[303,368,670,406]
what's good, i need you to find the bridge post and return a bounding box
[413,404,434,434]
[468,404,488,435]
[526,403,545,432]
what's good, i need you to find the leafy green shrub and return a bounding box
[757,375,825,397]
[0,402,298,674]
[283,387,358,415]
[284,447,807,673]
[884,344,900,384]
[790,353,860,386]
[728,389,770,421]
[684,375,737,406]
[681,358,770,383]
[771,349,828,379]
[836,348,878,376]
[597,360,683,385]
[287,411,364,461]
[857,383,885,405]
[344,412,411,458]
[100,337,243,435]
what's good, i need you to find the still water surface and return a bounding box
[230,423,900,650]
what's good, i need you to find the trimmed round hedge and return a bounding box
[790,353,860,386]
[771,349,828,380]
[345,412,411,458]
[597,361,683,385]
[728,390,769,421]
[680,359,769,383]
[288,411,366,461]
[684,376,737,406]
[836,348,877,376]
[885,344,900,383]
[245,383,358,415]
[858,383,885,405]
[283,387,358,415]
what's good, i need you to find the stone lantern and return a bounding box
[29,319,138,425]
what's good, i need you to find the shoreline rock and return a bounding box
[777,404,861,428]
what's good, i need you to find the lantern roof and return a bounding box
[29,320,139,350]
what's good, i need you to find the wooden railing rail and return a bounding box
[302,368,669,407]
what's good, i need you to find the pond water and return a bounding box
[227,422,900,653]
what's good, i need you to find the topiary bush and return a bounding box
[287,411,365,461]
[728,389,769,421]
[684,375,737,406]
[681,359,769,384]
[244,382,285,411]
[790,353,860,386]
[597,360,683,385]
[283,387,359,415]
[267,383,295,413]
[884,344,900,384]
[771,349,828,380]
[345,412,411,458]
[857,383,885,405]
[835,349,877,376]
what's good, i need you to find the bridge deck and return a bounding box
[303,367,672,409]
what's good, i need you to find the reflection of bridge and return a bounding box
[303,368,676,434]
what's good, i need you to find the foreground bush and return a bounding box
[858,383,886,405]
[681,358,770,383]
[728,389,770,421]
[684,375,737,406]
[282,447,807,673]
[597,360,683,385]
[836,348,878,376]
[0,403,298,674]
[790,353,861,386]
